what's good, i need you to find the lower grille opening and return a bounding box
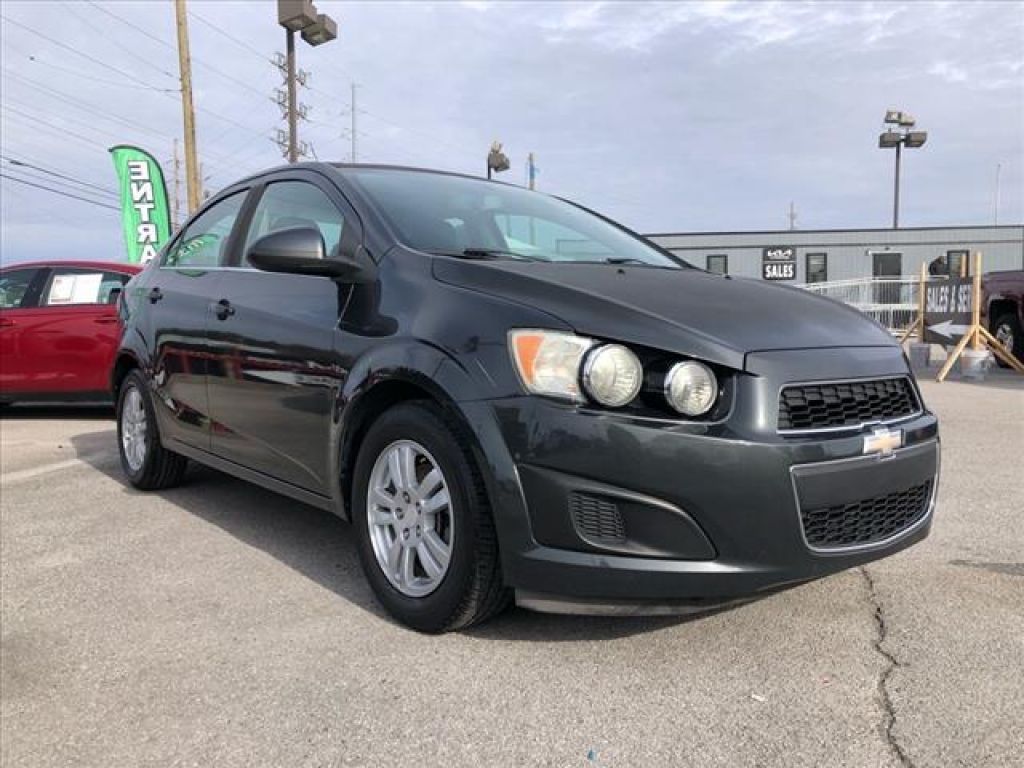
[569,492,626,544]
[801,480,932,550]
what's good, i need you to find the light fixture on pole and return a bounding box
[277,0,337,163]
[487,141,510,180]
[878,110,927,229]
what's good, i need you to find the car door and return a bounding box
[20,267,136,396]
[143,189,249,451]
[0,266,48,397]
[207,173,358,493]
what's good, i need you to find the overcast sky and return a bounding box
[2,0,1022,266]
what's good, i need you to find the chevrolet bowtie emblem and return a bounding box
[863,426,903,457]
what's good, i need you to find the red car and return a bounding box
[0,260,142,405]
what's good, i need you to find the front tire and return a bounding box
[116,370,187,490]
[991,313,1022,369]
[352,401,510,632]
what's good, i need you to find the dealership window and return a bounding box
[805,252,828,283]
[946,250,969,278]
[706,254,728,275]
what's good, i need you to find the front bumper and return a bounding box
[468,350,939,610]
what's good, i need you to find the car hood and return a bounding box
[432,259,896,371]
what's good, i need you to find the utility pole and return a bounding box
[350,82,357,163]
[172,139,181,230]
[788,201,797,230]
[174,0,200,214]
[274,52,309,161]
[527,152,536,190]
[286,29,297,162]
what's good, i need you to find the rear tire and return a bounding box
[352,401,511,632]
[991,313,1022,369]
[116,370,187,490]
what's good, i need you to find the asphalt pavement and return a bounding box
[1,372,1022,767]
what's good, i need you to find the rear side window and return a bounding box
[42,269,132,306]
[0,268,42,309]
[163,191,247,268]
[244,181,346,260]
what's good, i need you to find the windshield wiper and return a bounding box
[431,248,546,262]
[603,257,649,265]
[462,248,549,262]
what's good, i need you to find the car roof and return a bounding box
[228,161,522,190]
[0,260,142,273]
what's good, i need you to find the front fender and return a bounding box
[328,340,532,576]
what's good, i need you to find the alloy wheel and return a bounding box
[121,386,148,472]
[367,439,454,598]
[995,322,1014,352]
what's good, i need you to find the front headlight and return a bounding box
[664,360,718,416]
[582,344,642,407]
[509,329,593,401]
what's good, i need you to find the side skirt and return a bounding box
[165,437,339,515]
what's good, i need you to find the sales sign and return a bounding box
[762,246,796,281]
[923,278,972,344]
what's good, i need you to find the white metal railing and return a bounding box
[801,277,920,332]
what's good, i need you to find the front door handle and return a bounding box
[148,287,164,304]
[213,298,235,321]
[0,318,15,329]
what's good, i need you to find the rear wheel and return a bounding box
[991,313,1022,368]
[352,401,511,632]
[116,370,187,490]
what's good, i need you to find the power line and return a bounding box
[188,8,273,63]
[0,173,120,211]
[84,1,273,100]
[23,54,177,92]
[2,165,118,202]
[0,155,118,199]
[0,12,177,87]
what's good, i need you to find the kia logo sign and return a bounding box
[762,246,796,281]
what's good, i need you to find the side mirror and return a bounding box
[247,227,373,282]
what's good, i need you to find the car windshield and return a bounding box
[345,168,684,268]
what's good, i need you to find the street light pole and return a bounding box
[286,28,297,163]
[277,0,338,163]
[878,110,927,230]
[892,139,902,229]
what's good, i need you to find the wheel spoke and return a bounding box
[416,540,444,580]
[386,534,402,576]
[422,530,451,571]
[370,486,395,511]
[417,468,443,500]
[400,444,417,491]
[399,546,415,587]
[422,488,450,515]
[369,506,395,527]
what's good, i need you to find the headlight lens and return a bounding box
[664,360,718,416]
[509,329,593,401]
[582,344,643,407]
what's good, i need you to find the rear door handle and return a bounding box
[95,316,118,325]
[212,298,235,320]
[0,318,15,328]
[148,287,164,304]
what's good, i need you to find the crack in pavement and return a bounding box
[860,566,916,768]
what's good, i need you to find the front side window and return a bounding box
[244,181,346,260]
[806,252,828,284]
[347,168,682,268]
[42,269,131,306]
[0,268,41,309]
[163,191,247,268]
